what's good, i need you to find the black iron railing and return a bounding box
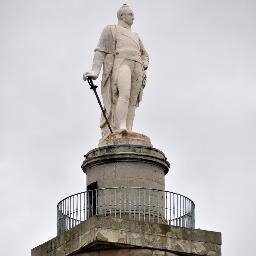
[57,187,195,235]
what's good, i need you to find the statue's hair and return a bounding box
[117,4,132,20]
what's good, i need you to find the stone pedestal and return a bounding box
[81,144,170,222]
[31,216,222,256]
[98,131,152,147]
[82,144,169,190]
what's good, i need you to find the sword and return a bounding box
[84,77,113,134]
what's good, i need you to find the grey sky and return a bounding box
[1,0,256,255]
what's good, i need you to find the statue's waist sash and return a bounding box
[115,48,142,64]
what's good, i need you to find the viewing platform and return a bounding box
[57,187,195,235]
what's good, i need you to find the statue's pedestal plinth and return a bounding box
[81,143,170,223]
[98,131,152,147]
[82,143,169,191]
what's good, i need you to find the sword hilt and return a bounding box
[86,77,98,90]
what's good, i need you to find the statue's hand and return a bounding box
[83,72,98,81]
[143,65,148,70]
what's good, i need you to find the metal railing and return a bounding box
[57,187,195,235]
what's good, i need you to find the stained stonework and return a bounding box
[31,216,221,256]
[75,249,178,255]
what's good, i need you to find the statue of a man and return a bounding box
[84,4,149,137]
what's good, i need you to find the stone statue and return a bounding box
[84,4,149,139]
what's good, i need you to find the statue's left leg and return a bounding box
[115,61,132,131]
[126,105,136,131]
[127,62,144,132]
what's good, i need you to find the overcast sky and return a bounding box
[1,0,256,255]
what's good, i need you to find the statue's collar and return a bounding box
[117,21,131,30]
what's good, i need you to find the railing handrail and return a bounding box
[57,187,195,235]
[57,187,195,207]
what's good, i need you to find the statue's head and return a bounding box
[117,4,134,26]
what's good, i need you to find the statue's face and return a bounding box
[121,8,134,26]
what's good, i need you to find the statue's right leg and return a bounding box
[115,61,132,131]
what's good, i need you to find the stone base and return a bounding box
[31,216,222,256]
[99,131,152,147]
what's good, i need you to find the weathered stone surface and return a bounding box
[152,250,165,256]
[82,145,169,196]
[99,131,152,147]
[82,145,169,192]
[31,216,221,256]
[83,145,169,172]
[165,253,178,256]
[76,249,178,256]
